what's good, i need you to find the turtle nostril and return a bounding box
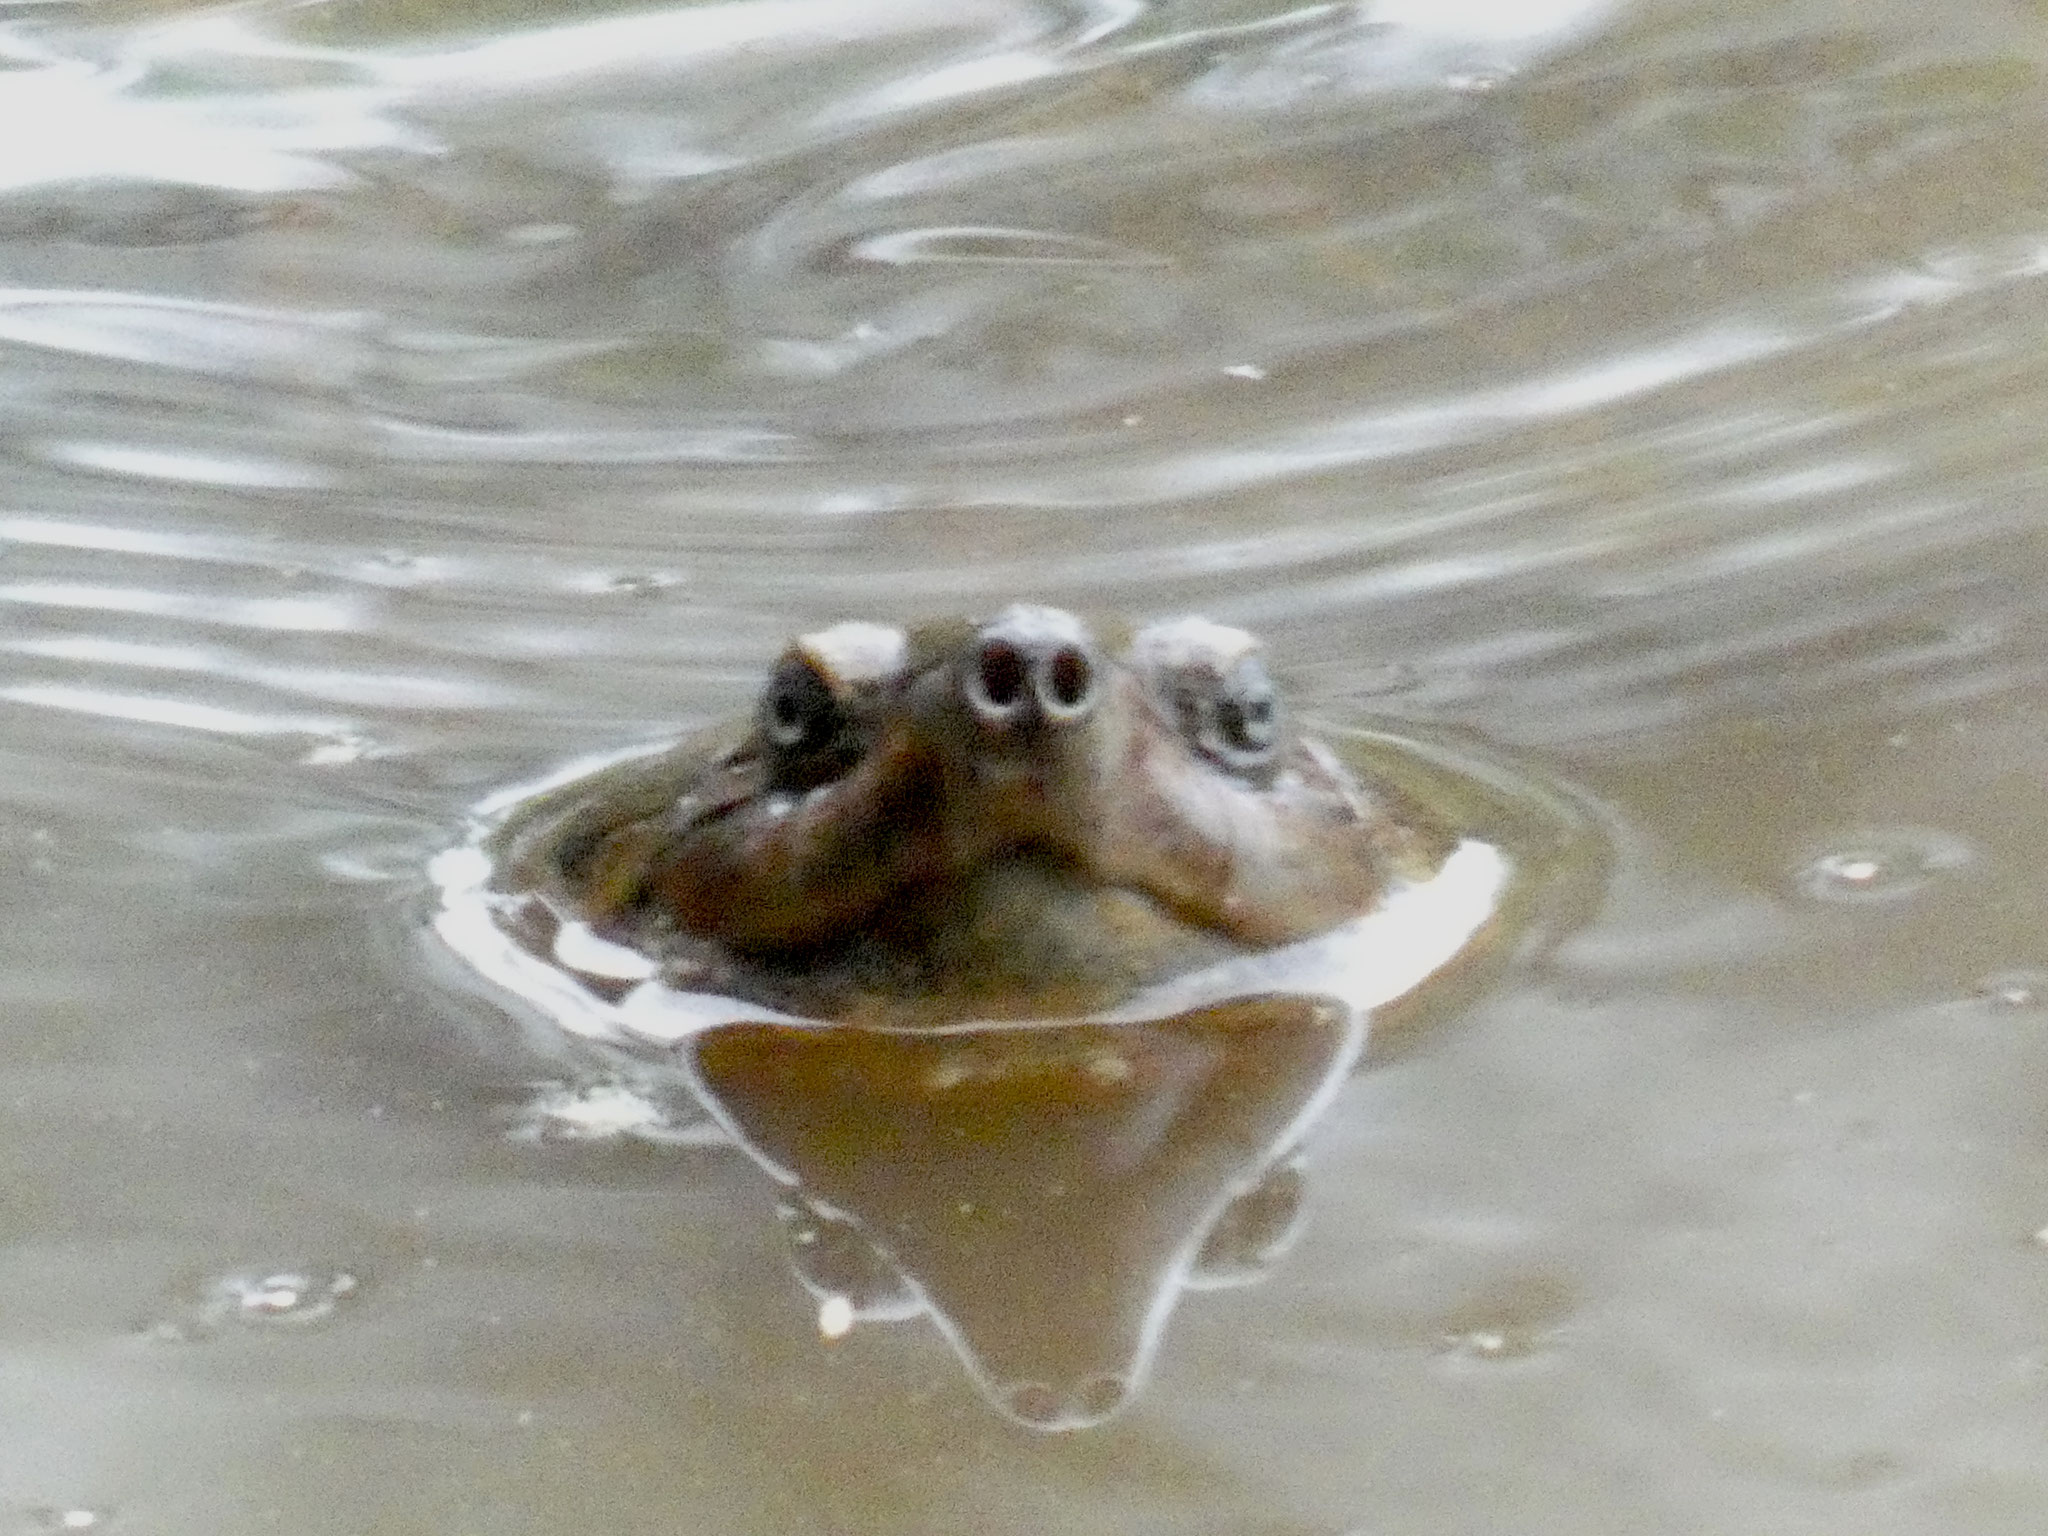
[1039,644,1095,716]
[974,639,1029,714]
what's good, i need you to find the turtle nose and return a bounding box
[965,605,1101,728]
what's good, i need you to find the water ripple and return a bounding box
[375,419,806,466]
[0,288,372,383]
[849,225,1172,268]
[6,636,525,712]
[0,683,354,741]
[45,442,331,490]
[0,582,368,632]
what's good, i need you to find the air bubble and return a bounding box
[923,1057,971,1092]
[1794,828,1972,904]
[590,570,684,597]
[505,1078,708,1145]
[817,1294,855,1341]
[302,732,379,766]
[17,1509,110,1534]
[1440,1325,1544,1364]
[147,1267,359,1340]
[1971,970,2048,1009]
[778,1196,919,1321]
[1446,68,1510,94]
[1083,1051,1133,1086]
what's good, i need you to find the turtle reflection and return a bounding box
[691,999,1356,1429]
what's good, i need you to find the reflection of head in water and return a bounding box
[687,997,1364,1430]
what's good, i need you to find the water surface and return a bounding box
[5,0,2048,1529]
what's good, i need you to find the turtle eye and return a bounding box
[1204,656,1278,767]
[754,622,910,792]
[761,658,838,751]
[1129,616,1283,781]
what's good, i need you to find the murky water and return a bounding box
[5,0,2048,1527]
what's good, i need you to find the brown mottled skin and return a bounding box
[490,607,1448,1010]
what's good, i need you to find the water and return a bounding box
[4,0,2048,1528]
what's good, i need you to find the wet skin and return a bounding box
[491,605,1451,1017]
